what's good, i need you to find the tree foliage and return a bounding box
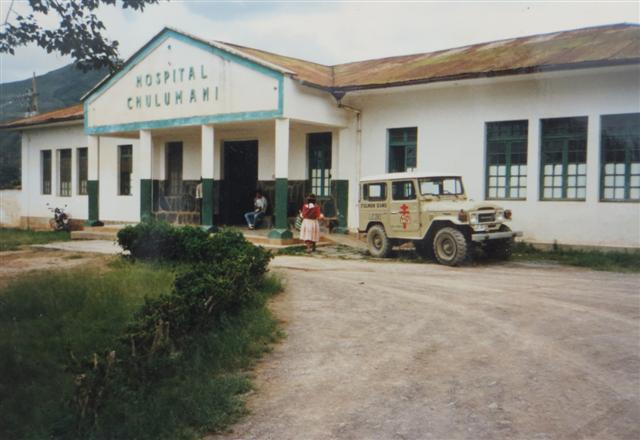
[1,0,159,72]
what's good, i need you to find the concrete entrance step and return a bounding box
[71,224,130,241]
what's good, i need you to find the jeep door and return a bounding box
[359,181,389,231]
[390,180,421,236]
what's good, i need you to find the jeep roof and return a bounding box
[360,172,462,182]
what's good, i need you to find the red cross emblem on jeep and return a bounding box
[399,204,411,229]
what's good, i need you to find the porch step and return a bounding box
[71,224,130,241]
[71,230,118,241]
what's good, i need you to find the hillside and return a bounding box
[0,64,107,188]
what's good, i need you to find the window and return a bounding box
[41,150,52,194]
[419,177,464,196]
[119,145,133,196]
[58,149,72,196]
[486,120,528,199]
[308,132,332,197]
[601,113,640,201]
[77,147,88,195]
[388,127,417,173]
[541,117,588,200]
[363,182,387,201]
[391,180,416,200]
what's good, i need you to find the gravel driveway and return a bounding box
[209,257,640,440]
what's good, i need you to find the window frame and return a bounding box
[600,113,640,203]
[307,132,332,198]
[58,148,72,197]
[41,150,52,195]
[539,116,588,201]
[118,144,133,196]
[387,127,417,173]
[485,120,528,200]
[391,180,417,201]
[362,182,387,201]
[77,147,88,196]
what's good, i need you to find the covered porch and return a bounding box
[87,117,350,240]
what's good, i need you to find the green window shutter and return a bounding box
[485,120,528,199]
[601,113,640,201]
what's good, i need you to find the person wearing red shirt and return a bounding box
[299,193,323,252]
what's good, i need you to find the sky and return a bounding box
[1,0,639,83]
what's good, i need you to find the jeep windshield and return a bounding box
[419,177,464,197]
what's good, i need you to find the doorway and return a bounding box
[221,140,259,225]
[165,142,183,195]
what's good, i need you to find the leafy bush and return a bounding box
[68,223,276,437]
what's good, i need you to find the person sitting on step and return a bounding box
[244,190,268,230]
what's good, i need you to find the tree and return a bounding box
[1,0,159,73]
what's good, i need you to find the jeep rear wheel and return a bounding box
[433,227,469,266]
[367,225,391,258]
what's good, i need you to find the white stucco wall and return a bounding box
[345,66,640,248]
[0,190,22,227]
[284,78,349,127]
[20,124,90,222]
[97,136,141,222]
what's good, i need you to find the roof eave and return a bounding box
[0,116,84,131]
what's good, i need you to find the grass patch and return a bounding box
[0,262,282,439]
[276,245,307,256]
[512,242,640,272]
[0,227,70,251]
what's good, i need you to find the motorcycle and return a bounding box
[47,203,71,231]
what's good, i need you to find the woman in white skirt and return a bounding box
[299,194,323,252]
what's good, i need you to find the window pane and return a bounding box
[59,149,72,196]
[392,181,416,200]
[41,150,52,194]
[541,117,587,200]
[601,113,640,201]
[388,127,417,173]
[486,120,527,199]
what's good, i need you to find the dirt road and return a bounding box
[210,257,640,440]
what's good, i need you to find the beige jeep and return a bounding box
[358,172,522,266]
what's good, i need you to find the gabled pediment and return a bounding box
[84,28,285,134]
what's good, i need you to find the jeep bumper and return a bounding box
[471,230,523,242]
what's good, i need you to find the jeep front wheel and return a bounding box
[367,225,391,258]
[433,227,469,266]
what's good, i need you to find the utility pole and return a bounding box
[30,72,39,115]
[24,72,39,117]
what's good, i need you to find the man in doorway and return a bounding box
[244,190,268,230]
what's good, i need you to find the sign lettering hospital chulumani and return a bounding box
[126,64,218,110]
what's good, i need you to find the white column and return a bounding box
[527,118,541,202]
[275,118,290,179]
[139,129,154,180]
[88,135,100,181]
[201,125,215,179]
[585,114,600,204]
[331,129,339,180]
